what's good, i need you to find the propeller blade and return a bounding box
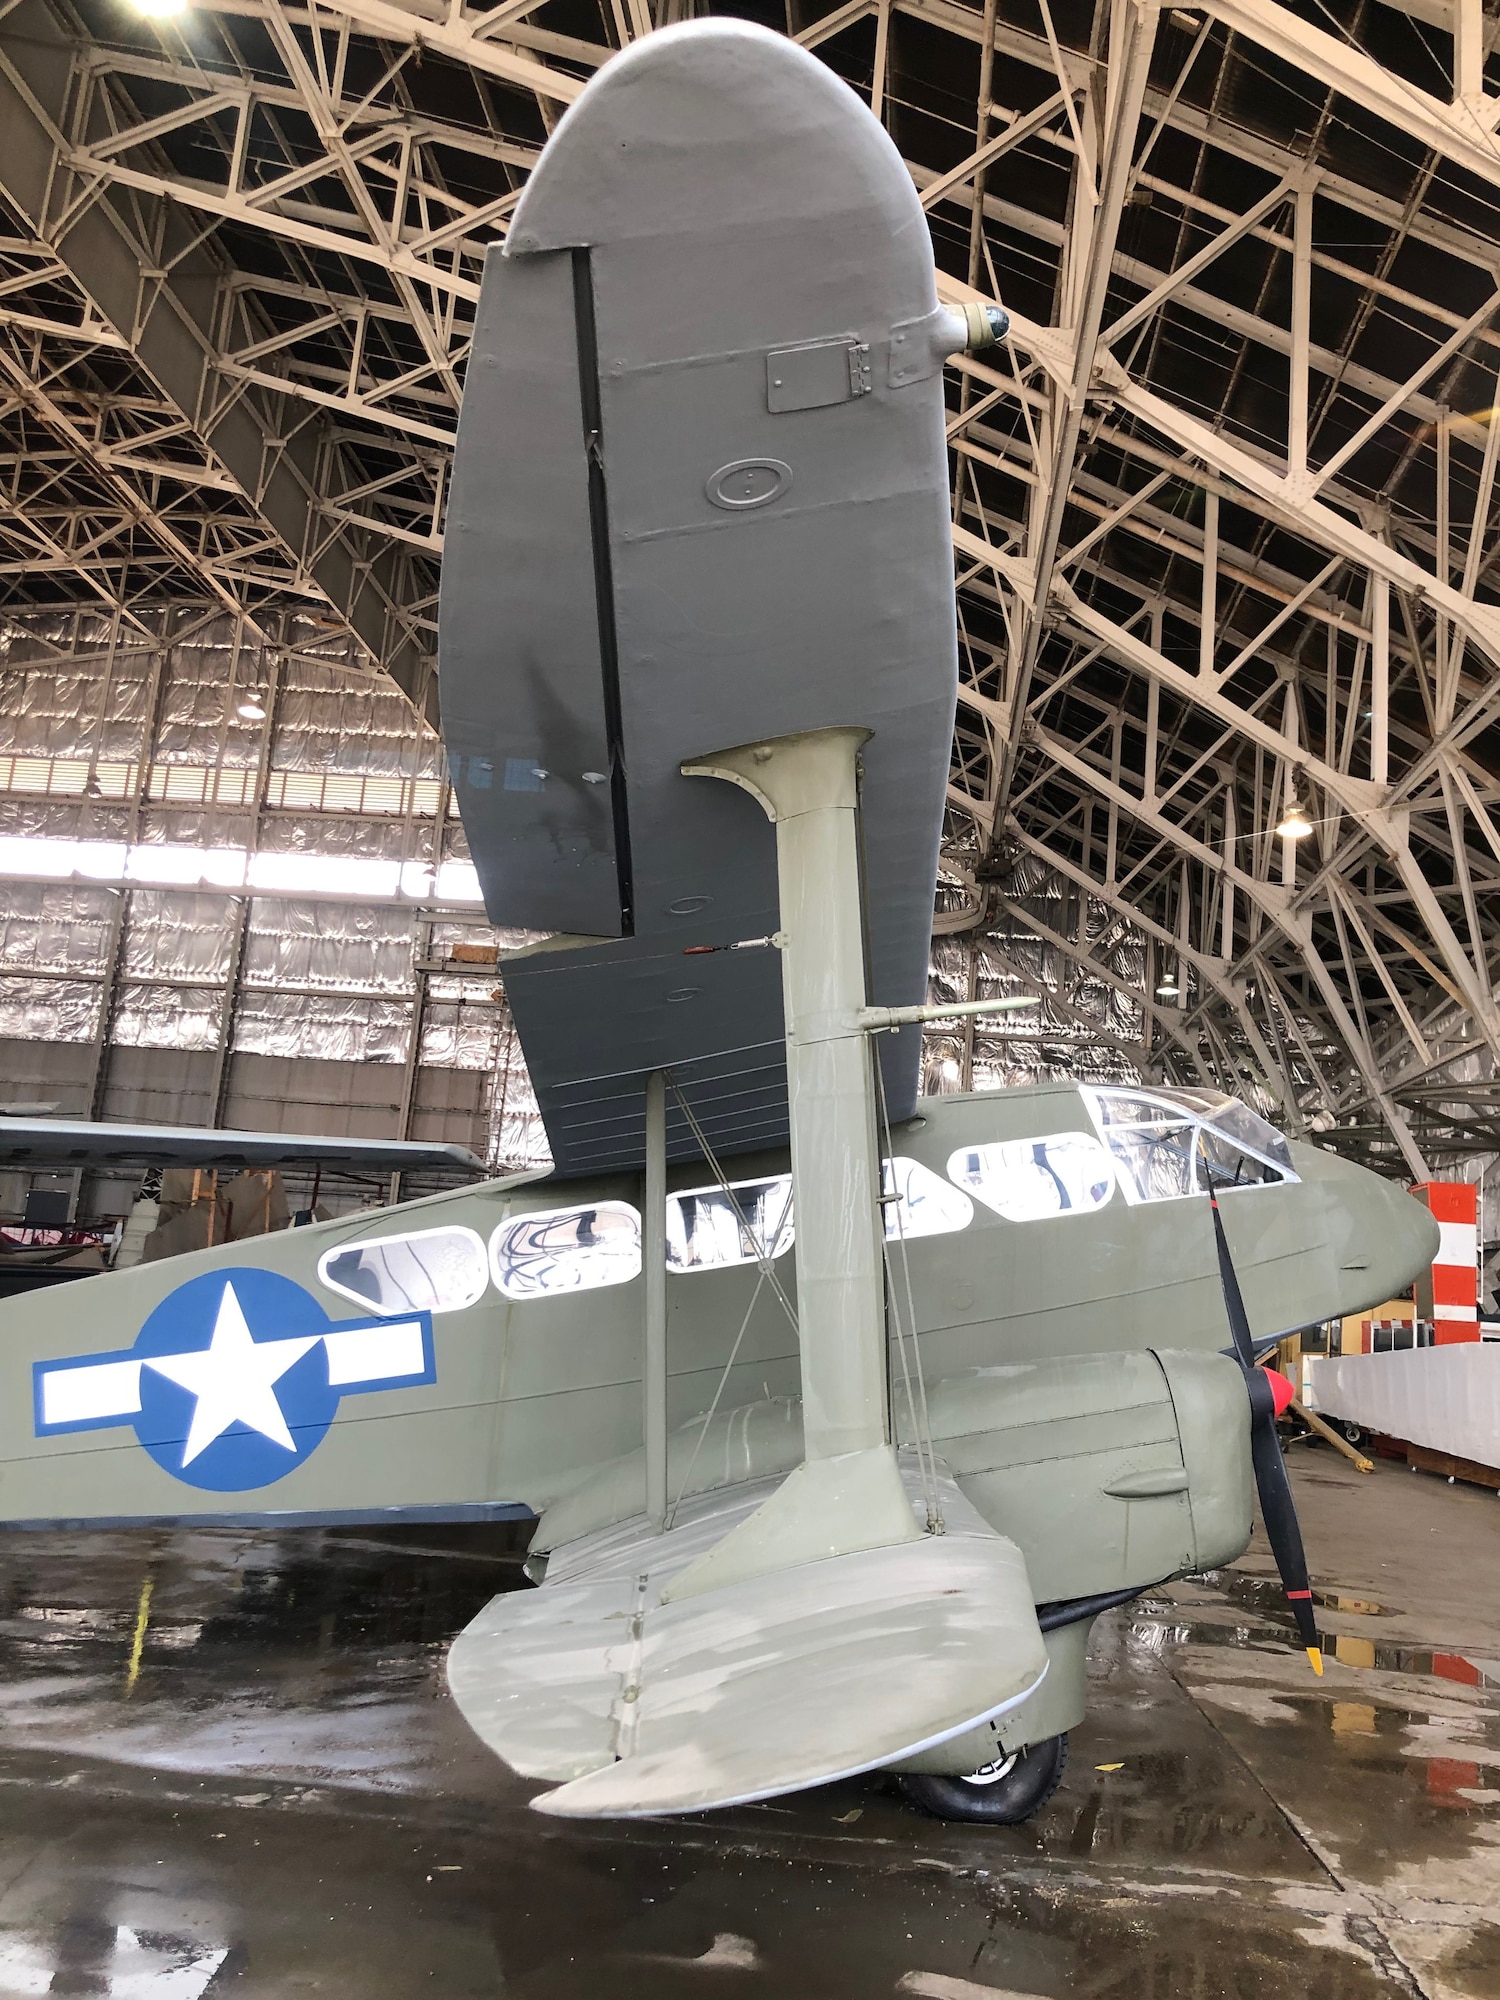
[1247,1378,1324,1676]
[1208,1192,1255,1370]
[1208,1188,1323,1677]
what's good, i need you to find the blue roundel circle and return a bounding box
[131,1267,339,1492]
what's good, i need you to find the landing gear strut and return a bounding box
[896,1733,1069,1824]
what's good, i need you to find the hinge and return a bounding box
[847,342,872,396]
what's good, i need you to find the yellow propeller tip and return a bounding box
[1307,1647,1324,1677]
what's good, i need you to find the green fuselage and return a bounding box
[0,1081,1437,1529]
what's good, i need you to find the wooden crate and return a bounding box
[1407,1443,1500,1492]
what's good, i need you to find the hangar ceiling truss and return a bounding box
[0,0,1499,1168]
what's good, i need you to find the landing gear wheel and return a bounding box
[896,1733,1069,1825]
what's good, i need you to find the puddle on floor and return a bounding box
[0,1524,534,1682]
[0,1777,1429,1999]
[1140,1564,1500,1908]
[1160,1571,1400,1618]
[1133,1600,1497,1688]
[0,1524,535,1797]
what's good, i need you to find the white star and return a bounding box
[143,1282,320,1467]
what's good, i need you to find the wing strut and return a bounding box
[662,728,920,1601]
[447,725,1049,1814]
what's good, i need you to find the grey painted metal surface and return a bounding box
[440,250,620,936]
[498,930,789,1171]
[642,1068,668,1528]
[447,1461,1046,1816]
[439,22,959,1174]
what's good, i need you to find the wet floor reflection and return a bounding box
[0,1779,1420,2000]
[1132,1575,1497,1689]
[0,1493,1495,1995]
[1129,1572,1500,1908]
[0,1525,534,1798]
[0,1522,533,1669]
[0,1918,229,1997]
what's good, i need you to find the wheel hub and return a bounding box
[962,1750,1019,1787]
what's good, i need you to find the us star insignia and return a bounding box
[33,1267,436,1493]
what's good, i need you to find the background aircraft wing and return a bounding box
[439,22,960,1175]
[0,1118,485,1180]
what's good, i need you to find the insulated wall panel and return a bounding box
[1308,1346,1500,1471]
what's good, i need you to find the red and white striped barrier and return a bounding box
[1413,1182,1480,1346]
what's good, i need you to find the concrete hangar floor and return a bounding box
[0,1453,1494,2000]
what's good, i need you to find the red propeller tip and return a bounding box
[1262,1366,1297,1418]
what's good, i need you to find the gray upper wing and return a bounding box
[439,22,959,1174]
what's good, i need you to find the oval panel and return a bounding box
[705,457,792,511]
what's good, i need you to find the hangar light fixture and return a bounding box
[236,699,267,721]
[133,0,189,17]
[1276,800,1313,841]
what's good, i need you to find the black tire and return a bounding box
[1337,1419,1366,1447]
[896,1733,1069,1825]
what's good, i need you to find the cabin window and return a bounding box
[490,1201,641,1300]
[1082,1086,1295,1200]
[884,1157,973,1238]
[318,1226,488,1316]
[667,1176,794,1273]
[946,1134,1115,1221]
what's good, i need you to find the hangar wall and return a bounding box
[0,608,547,1219]
[0,610,1171,1223]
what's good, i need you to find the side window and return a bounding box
[490,1202,641,1300]
[318,1226,488,1316]
[884,1157,973,1238]
[667,1176,793,1273]
[947,1134,1115,1221]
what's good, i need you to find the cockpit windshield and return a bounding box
[1135,1087,1295,1174]
[1080,1086,1297,1205]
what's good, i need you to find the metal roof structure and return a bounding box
[1,0,1499,1174]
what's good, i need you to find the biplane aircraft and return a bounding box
[0,22,1438,1825]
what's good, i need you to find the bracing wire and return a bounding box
[663,1071,799,1332]
[873,1045,945,1534]
[882,1207,936,1532]
[666,1267,769,1532]
[660,1069,801,1530]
